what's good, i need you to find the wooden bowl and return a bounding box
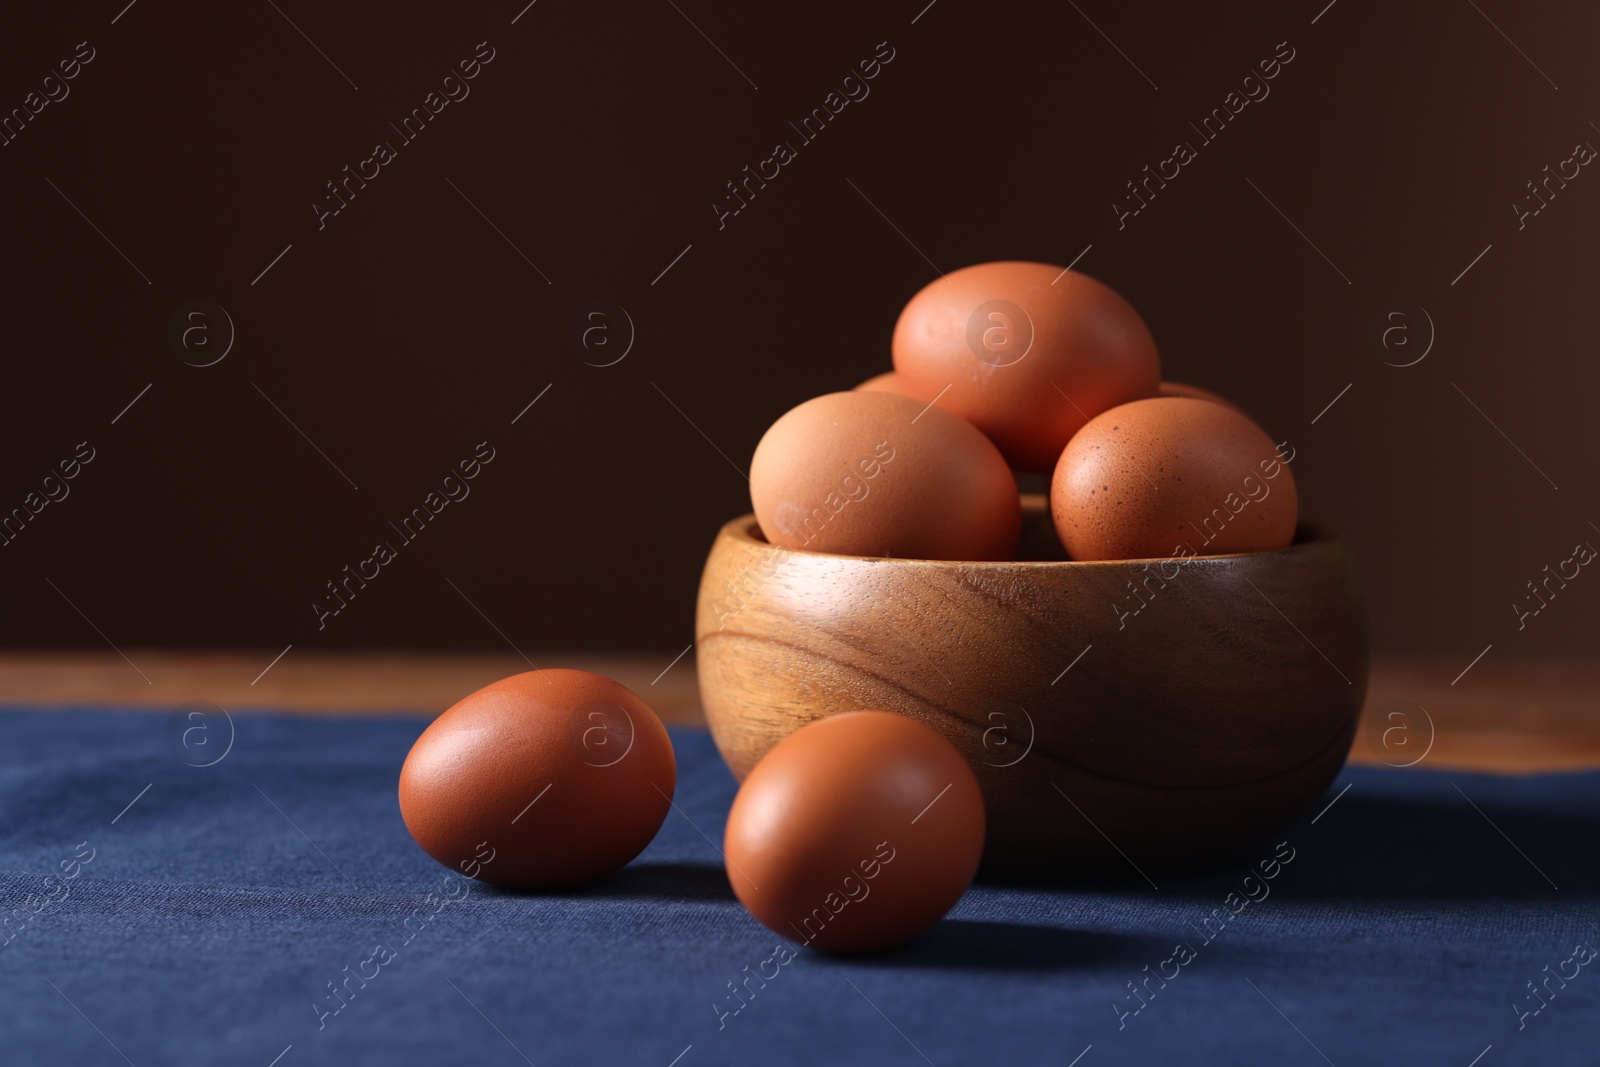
[695,495,1367,872]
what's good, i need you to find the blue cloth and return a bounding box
[1,709,1595,1066]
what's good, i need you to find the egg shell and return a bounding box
[398,668,675,889]
[1157,380,1242,412]
[1050,396,1298,560]
[853,371,910,395]
[892,261,1161,472]
[750,390,1020,561]
[723,711,985,954]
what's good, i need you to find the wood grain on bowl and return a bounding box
[696,496,1368,871]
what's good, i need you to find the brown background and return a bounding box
[1,0,1595,663]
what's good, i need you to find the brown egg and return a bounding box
[892,261,1160,473]
[750,390,1020,561]
[1050,397,1298,560]
[854,371,909,395]
[398,669,675,888]
[1158,380,1241,412]
[723,711,985,954]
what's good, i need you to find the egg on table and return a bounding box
[398,669,676,889]
[723,711,986,953]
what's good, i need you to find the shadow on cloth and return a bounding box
[852,919,1150,972]
[587,861,741,903]
[979,791,1598,900]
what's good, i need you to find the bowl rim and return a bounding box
[721,494,1344,568]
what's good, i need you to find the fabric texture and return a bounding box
[0,708,1594,1066]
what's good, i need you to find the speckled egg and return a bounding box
[1050,397,1298,560]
